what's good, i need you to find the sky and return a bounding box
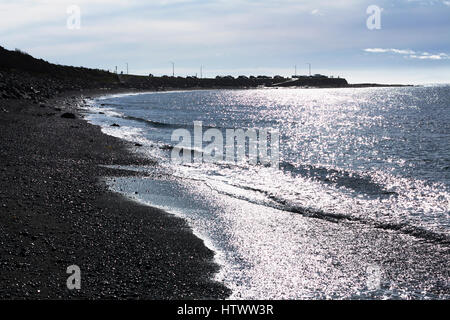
[0,0,449,84]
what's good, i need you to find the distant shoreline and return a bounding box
[0,46,415,103]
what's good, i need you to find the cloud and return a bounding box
[409,53,450,60]
[310,9,324,16]
[406,0,450,6]
[364,48,449,60]
[364,48,415,54]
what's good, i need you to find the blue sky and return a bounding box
[1,0,449,84]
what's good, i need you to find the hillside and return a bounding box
[0,46,351,103]
[0,46,120,102]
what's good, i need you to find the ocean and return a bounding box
[82,86,450,299]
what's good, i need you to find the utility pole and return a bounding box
[126,63,128,75]
[115,66,117,74]
[307,63,311,76]
[295,65,297,76]
[170,61,175,77]
[200,65,203,79]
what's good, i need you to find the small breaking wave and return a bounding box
[199,176,450,245]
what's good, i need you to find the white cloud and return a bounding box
[391,49,416,55]
[364,48,449,60]
[364,48,390,53]
[409,53,450,60]
[364,48,415,54]
[406,0,450,6]
[310,9,324,16]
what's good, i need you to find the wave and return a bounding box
[279,161,398,199]
[119,115,187,129]
[103,111,269,132]
[200,177,449,245]
[180,158,398,199]
[111,114,229,132]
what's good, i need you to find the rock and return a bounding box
[134,143,143,147]
[110,123,120,127]
[61,112,76,119]
[159,144,173,150]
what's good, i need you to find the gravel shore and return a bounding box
[0,90,230,299]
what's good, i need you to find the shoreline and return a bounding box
[0,88,230,299]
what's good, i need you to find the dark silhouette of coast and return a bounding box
[0,46,410,103]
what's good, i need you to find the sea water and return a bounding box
[83,86,450,299]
